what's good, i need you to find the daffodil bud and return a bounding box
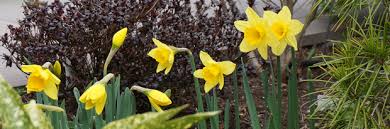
[131,85,172,112]
[53,60,61,77]
[112,28,128,48]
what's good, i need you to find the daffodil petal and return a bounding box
[21,65,42,73]
[150,99,163,112]
[257,43,268,60]
[148,90,172,106]
[156,63,166,73]
[289,19,304,35]
[239,39,258,52]
[234,20,249,32]
[218,75,224,90]
[89,84,106,101]
[79,91,88,103]
[40,70,50,80]
[263,11,277,20]
[271,41,287,56]
[43,83,58,100]
[152,38,169,49]
[164,53,175,74]
[147,48,159,59]
[95,93,106,115]
[194,69,204,78]
[279,6,291,19]
[204,81,217,93]
[164,63,173,75]
[85,101,94,110]
[218,61,236,75]
[286,36,298,51]
[49,72,61,85]
[245,7,261,23]
[200,51,216,66]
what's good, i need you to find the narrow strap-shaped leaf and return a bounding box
[95,115,106,129]
[223,99,230,129]
[212,89,219,128]
[187,53,207,129]
[241,58,261,129]
[287,50,299,129]
[307,68,316,129]
[60,100,69,129]
[232,70,241,129]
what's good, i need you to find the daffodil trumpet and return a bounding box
[130,85,172,112]
[79,73,114,115]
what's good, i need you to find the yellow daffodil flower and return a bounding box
[234,7,277,60]
[112,28,128,48]
[145,89,172,112]
[21,65,61,100]
[194,51,236,93]
[79,83,106,115]
[147,38,176,74]
[263,6,304,55]
[79,73,113,115]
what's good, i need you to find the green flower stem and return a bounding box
[276,56,282,111]
[176,48,206,129]
[98,73,115,84]
[42,62,53,69]
[103,47,119,76]
[36,104,65,112]
[130,85,150,93]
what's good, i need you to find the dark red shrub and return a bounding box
[1,0,244,90]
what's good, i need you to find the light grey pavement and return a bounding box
[0,0,330,87]
[0,0,26,86]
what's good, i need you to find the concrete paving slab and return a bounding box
[0,0,26,87]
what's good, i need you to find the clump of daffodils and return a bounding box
[131,85,172,112]
[22,63,61,100]
[234,6,303,58]
[194,51,236,93]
